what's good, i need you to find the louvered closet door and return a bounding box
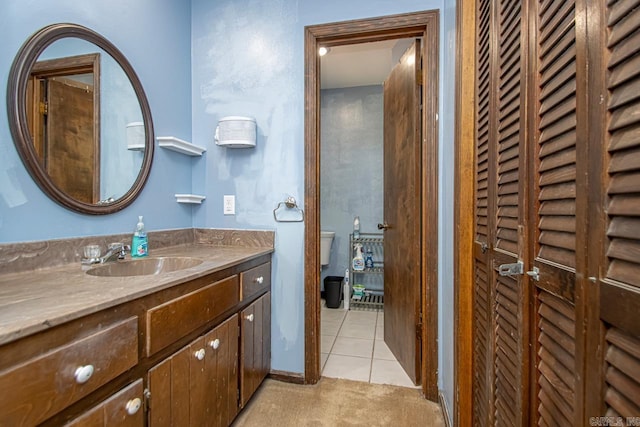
[531,0,582,425]
[472,0,493,423]
[472,0,640,424]
[472,0,528,425]
[600,1,640,420]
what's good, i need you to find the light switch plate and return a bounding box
[223,195,235,215]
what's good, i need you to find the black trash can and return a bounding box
[324,276,344,308]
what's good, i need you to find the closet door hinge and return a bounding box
[143,388,151,413]
[416,315,423,340]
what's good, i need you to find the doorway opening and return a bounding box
[304,10,440,401]
[27,53,100,204]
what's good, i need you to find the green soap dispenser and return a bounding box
[131,216,148,258]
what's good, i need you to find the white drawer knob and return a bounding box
[255,276,264,284]
[74,365,94,384]
[245,313,254,322]
[126,398,142,415]
[194,348,205,360]
[210,338,220,350]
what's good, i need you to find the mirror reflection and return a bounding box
[27,38,144,205]
[8,23,154,214]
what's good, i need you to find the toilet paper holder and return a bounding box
[273,196,304,222]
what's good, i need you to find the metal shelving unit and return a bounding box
[348,232,384,310]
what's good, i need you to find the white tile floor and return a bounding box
[320,302,417,388]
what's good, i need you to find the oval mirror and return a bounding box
[7,23,154,214]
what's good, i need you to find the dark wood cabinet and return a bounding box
[146,262,271,426]
[0,317,138,426]
[0,256,271,427]
[240,292,271,407]
[145,275,240,357]
[148,314,239,427]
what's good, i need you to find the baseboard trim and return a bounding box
[439,390,452,427]
[268,370,306,384]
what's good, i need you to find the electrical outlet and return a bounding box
[223,195,235,215]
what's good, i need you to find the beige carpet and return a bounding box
[232,377,445,427]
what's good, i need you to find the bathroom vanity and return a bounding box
[0,231,273,426]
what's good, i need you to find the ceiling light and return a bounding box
[318,46,331,56]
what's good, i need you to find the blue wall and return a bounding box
[320,85,384,290]
[191,0,456,420]
[0,0,193,242]
[1,0,455,422]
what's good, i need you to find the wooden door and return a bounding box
[472,0,529,424]
[382,40,422,385]
[46,77,98,204]
[240,292,271,407]
[530,0,582,424]
[470,0,640,424]
[598,1,640,421]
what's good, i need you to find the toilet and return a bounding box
[320,231,335,266]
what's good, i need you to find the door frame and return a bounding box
[303,10,440,401]
[454,1,475,425]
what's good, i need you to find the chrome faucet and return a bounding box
[82,243,130,265]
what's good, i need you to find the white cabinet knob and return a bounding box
[74,365,94,384]
[254,276,264,284]
[126,398,142,415]
[245,313,254,322]
[210,338,220,350]
[194,348,205,360]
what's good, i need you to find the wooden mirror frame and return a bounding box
[7,23,154,215]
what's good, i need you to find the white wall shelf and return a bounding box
[175,194,206,204]
[158,136,206,156]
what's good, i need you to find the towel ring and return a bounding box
[273,196,304,222]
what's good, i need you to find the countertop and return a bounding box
[0,244,273,346]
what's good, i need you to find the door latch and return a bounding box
[526,266,540,281]
[498,261,524,277]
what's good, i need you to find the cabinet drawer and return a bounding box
[240,262,271,300]
[66,379,144,426]
[146,275,239,356]
[0,317,138,426]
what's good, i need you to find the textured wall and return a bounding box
[0,0,193,242]
[191,3,454,420]
[1,1,455,422]
[320,85,384,291]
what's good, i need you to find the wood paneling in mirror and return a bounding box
[6,23,154,214]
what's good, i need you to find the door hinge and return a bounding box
[237,389,241,405]
[143,388,151,412]
[39,101,48,115]
[416,315,423,340]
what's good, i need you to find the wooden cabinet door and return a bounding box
[148,338,198,426]
[240,292,271,407]
[204,314,239,426]
[148,315,240,427]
